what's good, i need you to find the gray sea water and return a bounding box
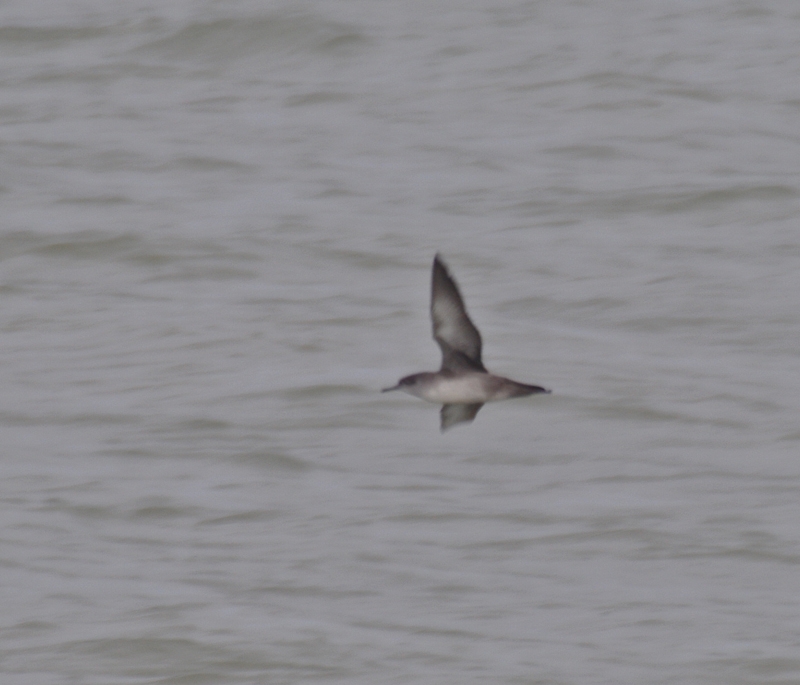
[2,1,800,683]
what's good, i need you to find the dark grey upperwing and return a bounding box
[431,255,486,373]
[440,403,484,431]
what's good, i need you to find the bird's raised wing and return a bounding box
[431,254,486,373]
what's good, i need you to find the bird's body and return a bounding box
[383,254,550,430]
[393,369,545,405]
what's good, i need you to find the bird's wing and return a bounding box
[431,254,486,372]
[440,403,483,431]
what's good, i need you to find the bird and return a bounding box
[383,254,550,430]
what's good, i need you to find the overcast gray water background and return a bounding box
[2,1,800,683]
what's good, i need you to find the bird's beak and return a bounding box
[382,384,401,392]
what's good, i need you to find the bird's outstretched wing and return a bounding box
[440,403,484,431]
[431,255,486,373]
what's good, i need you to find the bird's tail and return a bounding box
[507,382,551,398]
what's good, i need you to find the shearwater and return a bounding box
[383,254,550,431]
